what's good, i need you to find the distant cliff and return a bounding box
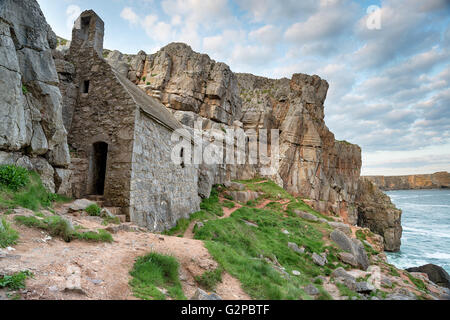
[365,172,450,191]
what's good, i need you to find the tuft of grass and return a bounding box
[74,229,113,243]
[14,215,113,243]
[0,165,29,191]
[129,253,186,300]
[22,85,28,95]
[102,216,121,226]
[86,204,101,216]
[0,271,33,290]
[195,267,223,292]
[0,168,68,211]
[0,218,19,248]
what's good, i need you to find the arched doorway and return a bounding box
[92,142,108,195]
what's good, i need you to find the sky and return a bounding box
[36,0,450,176]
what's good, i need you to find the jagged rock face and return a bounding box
[365,172,450,190]
[237,73,362,223]
[0,0,70,192]
[356,178,403,252]
[104,43,402,251]
[107,43,243,125]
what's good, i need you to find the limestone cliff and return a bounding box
[104,44,402,251]
[0,0,70,193]
[365,172,450,190]
[356,178,403,252]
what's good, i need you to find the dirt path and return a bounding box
[0,210,250,301]
[184,199,242,240]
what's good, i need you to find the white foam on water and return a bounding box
[424,252,450,260]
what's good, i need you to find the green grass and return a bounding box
[286,200,333,222]
[406,273,428,293]
[194,205,336,300]
[335,282,360,300]
[234,179,294,201]
[0,167,68,212]
[222,200,235,209]
[388,264,401,277]
[129,253,186,300]
[0,271,33,290]
[0,165,29,191]
[86,204,101,216]
[200,186,224,217]
[163,186,224,236]
[74,229,113,243]
[14,215,113,243]
[0,218,19,248]
[102,216,121,226]
[195,267,223,292]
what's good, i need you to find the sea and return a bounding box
[385,189,450,273]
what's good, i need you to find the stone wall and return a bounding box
[0,0,70,193]
[365,172,450,191]
[130,110,200,231]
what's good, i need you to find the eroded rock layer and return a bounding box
[0,0,70,193]
[365,172,450,190]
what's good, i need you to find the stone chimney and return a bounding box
[70,10,104,57]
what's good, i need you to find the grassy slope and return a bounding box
[190,180,350,300]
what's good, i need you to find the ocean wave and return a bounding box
[424,252,450,260]
[403,227,450,238]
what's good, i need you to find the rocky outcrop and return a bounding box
[118,43,243,126]
[406,264,450,289]
[365,172,450,190]
[356,178,402,252]
[236,73,362,223]
[103,43,402,251]
[0,0,70,193]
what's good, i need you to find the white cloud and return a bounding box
[249,25,281,46]
[120,7,140,25]
[66,4,81,30]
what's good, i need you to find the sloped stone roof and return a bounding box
[112,68,182,132]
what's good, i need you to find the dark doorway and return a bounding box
[92,142,108,195]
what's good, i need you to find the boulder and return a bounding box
[54,168,72,197]
[223,181,245,191]
[229,191,259,203]
[304,284,319,296]
[406,264,450,289]
[288,242,305,254]
[294,210,319,222]
[68,199,96,212]
[338,252,359,267]
[330,230,369,270]
[312,253,327,266]
[328,222,352,235]
[191,288,222,300]
[356,281,375,294]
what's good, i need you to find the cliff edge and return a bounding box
[365,172,450,191]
